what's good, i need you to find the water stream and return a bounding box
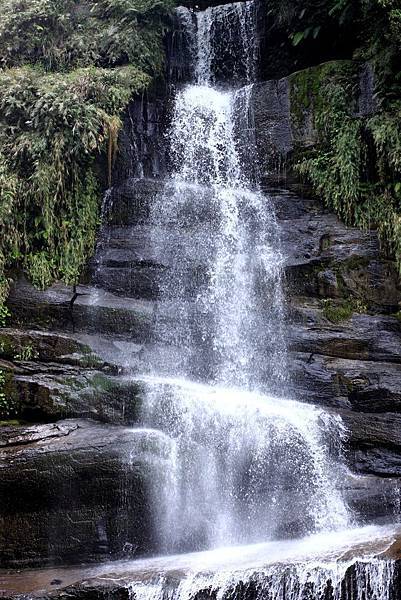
[136,0,351,557]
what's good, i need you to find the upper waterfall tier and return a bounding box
[175,1,258,86]
[148,84,286,390]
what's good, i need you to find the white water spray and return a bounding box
[139,0,351,556]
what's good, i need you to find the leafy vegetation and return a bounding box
[288,0,401,270]
[0,0,173,73]
[0,306,10,328]
[0,370,8,418]
[0,367,19,421]
[321,298,367,323]
[0,0,174,302]
[14,344,39,362]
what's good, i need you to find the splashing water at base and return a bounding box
[129,560,395,600]
[125,525,399,600]
[140,378,350,552]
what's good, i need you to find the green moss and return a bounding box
[321,298,367,323]
[334,373,354,394]
[289,60,358,135]
[0,420,22,427]
[78,353,104,369]
[342,256,370,271]
[90,373,117,391]
[322,299,354,323]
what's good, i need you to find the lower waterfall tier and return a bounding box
[138,377,349,551]
[1,525,401,600]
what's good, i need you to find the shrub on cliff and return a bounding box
[0,0,174,301]
[285,0,401,270]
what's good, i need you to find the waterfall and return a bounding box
[129,558,395,600]
[135,0,352,557]
[141,379,349,552]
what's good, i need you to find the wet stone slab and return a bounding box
[1,525,401,599]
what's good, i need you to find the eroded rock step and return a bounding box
[0,420,171,569]
[5,281,401,418]
[290,351,401,411]
[7,279,154,339]
[92,185,400,313]
[1,522,401,599]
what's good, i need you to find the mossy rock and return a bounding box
[13,370,144,425]
[321,299,355,323]
[0,328,103,367]
[288,60,359,145]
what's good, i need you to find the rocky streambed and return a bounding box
[2,525,401,599]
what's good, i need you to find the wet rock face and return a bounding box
[165,8,196,84]
[4,184,401,569]
[271,191,401,313]
[250,61,378,179]
[112,94,169,185]
[250,79,293,173]
[0,420,170,568]
[2,54,401,571]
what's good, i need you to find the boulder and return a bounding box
[341,410,401,477]
[0,420,172,568]
[289,352,401,412]
[11,365,142,424]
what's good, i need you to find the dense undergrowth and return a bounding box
[285,0,401,270]
[0,0,174,301]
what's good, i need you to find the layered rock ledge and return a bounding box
[1,525,401,600]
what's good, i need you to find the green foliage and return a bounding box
[290,26,321,47]
[322,299,353,323]
[322,298,367,323]
[0,0,174,73]
[0,370,7,416]
[0,66,149,292]
[0,306,10,327]
[0,369,18,419]
[288,0,354,47]
[291,62,401,272]
[0,0,173,296]
[287,0,401,99]
[14,344,39,361]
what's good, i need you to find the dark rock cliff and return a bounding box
[1,1,401,583]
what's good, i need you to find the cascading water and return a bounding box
[137,0,351,557]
